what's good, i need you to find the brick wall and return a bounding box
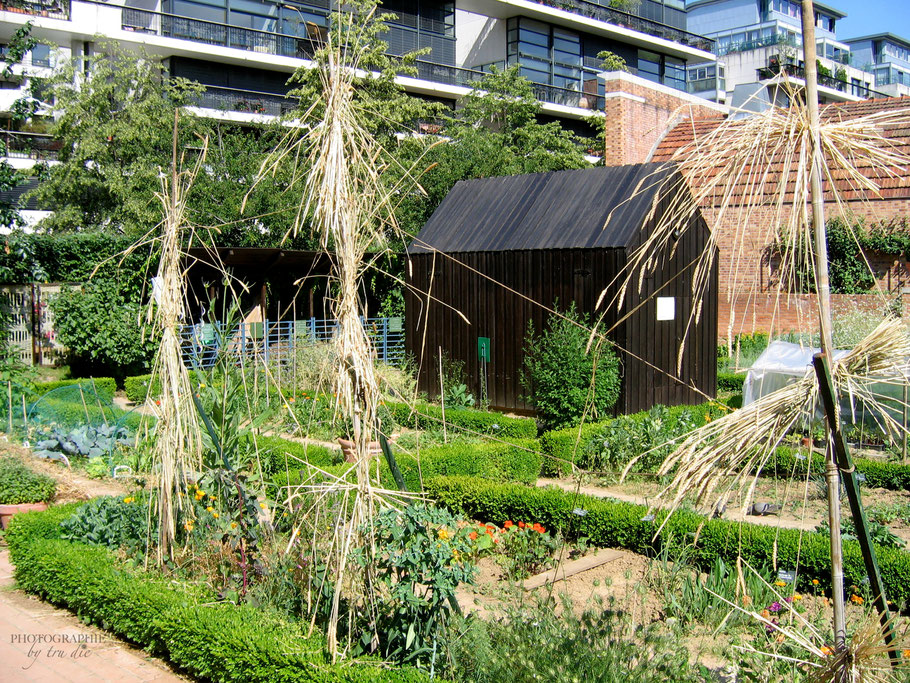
[600,73,723,167]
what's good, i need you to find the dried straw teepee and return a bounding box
[145,113,206,565]
[246,1,425,659]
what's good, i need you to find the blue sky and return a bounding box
[828,0,910,40]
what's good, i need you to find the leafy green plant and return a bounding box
[815,518,905,549]
[495,519,559,580]
[445,383,475,410]
[521,303,620,429]
[387,401,536,439]
[59,494,151,554]
[0,457,56,504]
[355,504,476,668]
[447,593,701,683]
[33,424,132,460]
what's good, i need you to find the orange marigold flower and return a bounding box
[504,521,514,529]
[761,609,771,619]
[812,579,820,586]
[903,649,910,659]
[821,646,834,656]
[850,594,864,605]
[469,531,477,540]
[518,521,526,528]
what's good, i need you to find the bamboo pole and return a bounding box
[438,346,447,444]
[801,0,846,649]
[7,381,12,433]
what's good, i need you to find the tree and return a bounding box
[29,44,207,235]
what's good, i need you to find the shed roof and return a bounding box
[408,163,678,254]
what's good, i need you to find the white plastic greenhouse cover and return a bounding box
[742,341,849,406]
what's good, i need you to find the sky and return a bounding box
[827,0,910,40]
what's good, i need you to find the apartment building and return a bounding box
[685,0,877,107]
[0,0,716,135]
[845,33,910,98]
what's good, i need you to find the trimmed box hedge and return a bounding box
[6,506,426,683]
[31,397,147,430]
[124,371,200,404]
[767,447,910,491]
[717,372,746,392]
[424,476,910,607]
[0,457,57,504]
[34,377,117,401]
[387,401,536,440]
[252,436,338,475]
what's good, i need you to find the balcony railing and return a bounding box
[532,0,713,53]
[193,85,296,117]
[0,0,69,20]
[0,130,60,160]
[757,64,884,99]
[411,60,606,110]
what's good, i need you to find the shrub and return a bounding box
[387,401,536,439]
[33,377,117,401]
[768,447,910,491]
[124,371,201,404]
[251,436,338,475]
[60,495,152,554]
[7,505,428,682]
[51,280,156,382]
[0,457,56,504]
[717,372,746,392]
[520,304,620,429]
[30,396,146,430]
[424,476,910,608]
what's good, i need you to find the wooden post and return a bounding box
[438,346,447,444]
[7,381,12,433]
[801,0,845,648]
[902,380,908,465]
[814,353,901,666]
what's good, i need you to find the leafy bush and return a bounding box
[34,377,117,401]
[51,280,157,382]
[768,447,910,491]
[30,396,147,431]
[124,371,201,403]
[252,436,338,475]
[425,476,910,608]
[447,594,702,683]
[0,458,56,504]
[387,401,536,439]
[717,372,746,392]
[7,505,428,682]
[520,304,620,429]
[356,504,476,667]
[33,424,132,460]
[60,495,152,554]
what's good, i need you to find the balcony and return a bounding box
[0,130,60,160]
[756,63,883,99]
[411,60,606,110]
[0,0,68,20]
[530,0,713,53]
[193,85,296,117]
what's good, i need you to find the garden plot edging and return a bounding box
[523,548,624,590]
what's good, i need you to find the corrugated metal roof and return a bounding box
[408,163,676,253]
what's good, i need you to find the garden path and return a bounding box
[537,478,820,532]
[0,548,186,683]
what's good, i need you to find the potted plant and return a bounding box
[0,457,57,528]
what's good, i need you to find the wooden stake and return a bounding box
[7,381,12,433]
[438,346,447,444]
[801,0,846,648]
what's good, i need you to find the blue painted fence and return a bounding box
[180,317,405,369]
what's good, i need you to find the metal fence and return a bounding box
[180,317,405,369]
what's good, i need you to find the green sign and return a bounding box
[478,336,490,362]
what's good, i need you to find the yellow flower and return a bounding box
[209,495,216,501]
[812,579,820,586]
[259,502,267,509]
[230,522,237,529]
[123,497,133,504]
[212,512,219,519]
[821,646,834,656]
[437,527,450,541]
[850,594,864,605]
[184,522,194,532]
[206,506,214,513]
[774,580,786,587]
[792,594,803,601]
[903,649,910,659]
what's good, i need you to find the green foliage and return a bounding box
[521,304,620,429]
[539,401,726,476]
[33,377,116,401]
[424,476,910,608]
[29,395,146,431]
[0,457,56,504]
[30,43,206,235]
[597,49,628,72]
[387,401,536,439]
[60,494,151,554]
[717,372,746,392]
[7,505,427,682]
[496,520,559,580]
[769,446,910,491]
[357,504,476,668]
[252,435,338,476]
[815,517,904,550]
[51,280,156,381]
[124,370,201,403]
[447,594,702,683]
[33,423,132,460]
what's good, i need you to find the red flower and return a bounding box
[485,528,494,536]
[518,521,526,528]
[504,520,514,529]
[469,531,478,540]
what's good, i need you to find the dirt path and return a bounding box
[0,548,186,683]
[537,477,821,532]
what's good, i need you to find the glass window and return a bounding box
[638,50,660,83]
[30,43,51,67]
[173,0,226,24]
[664,55,685,90]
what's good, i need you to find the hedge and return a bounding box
[124,371,200,404]
[425,476,910,607]
[538,401,728,476]
[252,436,338,475]
[0,457,57,504]
[767,447,910,491]
[274,439,542,493]
[387,401,536,440]
[6,506,427,683]
[717,372,746,392]
[34,378,117,401]
[30,397,147,430]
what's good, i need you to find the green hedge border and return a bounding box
[124,372,201,404]
[717,372,746,392]
[768,447,910,491]
[34,378,117,401]
[425,476,910,607]
[387,401,536,440]
[6,506,427,683]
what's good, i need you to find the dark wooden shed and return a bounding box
[404,163,717,415]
